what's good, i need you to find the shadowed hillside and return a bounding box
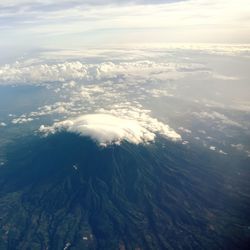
[0,133,249,250]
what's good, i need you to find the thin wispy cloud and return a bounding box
[0,0,250,52]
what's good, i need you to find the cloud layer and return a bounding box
[1,0,250,50]
[0,59,207,85]
[2,46,249,153]
[39,112,181,146]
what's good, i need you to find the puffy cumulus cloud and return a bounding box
[80,85,105,100]
[33,102,75,116]
[208,146,227,155]
[1,45,245,86]
[0,61,88,85]
[0,59,207,85]
[0,122,7,127]
[96,105,181,140]
[39,110,181,146]
[11,117,34,124]
[219,149,227,155]
[178,127,191,134]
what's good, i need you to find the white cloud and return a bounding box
[147,88,174,98]
[209,146,216,151]
[193,111,244,128]
[178,127,192,134]
[0,61,88,85]
[231,144,244,151]
[1,44,246,86]
[11,117,34,124]
[39,111,181,146]
[219,149,227,155]
[0,122,7,127]
[4,46,248,153]
[1,0,250,47]
[25,102,76,120]
[212,73,239,81]
[209,146,228,155]
[0,58,207,85]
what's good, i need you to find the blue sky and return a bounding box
[0,0,250,53]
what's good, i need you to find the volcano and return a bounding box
[0,132,249,250]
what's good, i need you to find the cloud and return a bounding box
[209,146,227,155]
[0,61,89,85]
[193,111,244,129]
[1,0,250,49]
[212,74,239,81]
[0,45,246,86]
[178,127,192,134]
[147,88,174,98]
[4,46,248,154]
[11,117,34,124]
[0,59,200,85]
[39,111,181,146]
[0,122,7,127]
[219,149,227,155]
[231,144,250,157]
[231,144,244,151]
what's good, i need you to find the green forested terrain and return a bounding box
[0,133,249,250]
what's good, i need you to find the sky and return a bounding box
[0,0,250,54]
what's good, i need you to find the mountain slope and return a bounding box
[0,132,249,249]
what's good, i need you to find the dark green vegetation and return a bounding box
[0,133,249,250]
